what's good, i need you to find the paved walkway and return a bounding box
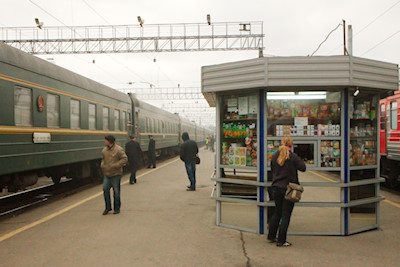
[1,148,400,267]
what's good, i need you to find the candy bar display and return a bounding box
[266,97,341,137]
[350,95,378,168]
[321,141,341,167]
[350,100,376,120]
[267,140,280,164]
[275,124,340,137]
[223,122,256,138]
[221,94,258,168]
[221,137,257,167]
[350,141,377,166]
[350,123,375,137]
[267,101,340,120]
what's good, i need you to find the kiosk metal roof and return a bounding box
[201,56,399,107]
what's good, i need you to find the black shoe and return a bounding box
[186,188,195,191]
[268,238,277,243]
[102,209,111,215]
[113,210,120,214]
[153,166,156,168]
[147,166,151,168]
[277,241,292,247]
[129,181,136,184]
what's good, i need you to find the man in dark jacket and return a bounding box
[125,135,143,184]
[147,135,156,168]
[180,132,199,191]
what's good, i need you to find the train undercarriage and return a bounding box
[380,156,400,188]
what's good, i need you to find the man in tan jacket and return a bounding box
[101,135,128,215]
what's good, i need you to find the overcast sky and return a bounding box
[1,0,399,125]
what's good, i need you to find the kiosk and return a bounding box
[202,56,399,235]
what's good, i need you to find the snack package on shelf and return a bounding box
[320,141,341,167]
[350,140,376,166]
[267,141,280,164]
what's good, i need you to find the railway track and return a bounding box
[0,153,180,219]
[0,178,93,218]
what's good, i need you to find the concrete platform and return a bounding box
[1,149,400,267]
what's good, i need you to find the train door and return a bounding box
[380,102,387,155]
[135,112,140,141]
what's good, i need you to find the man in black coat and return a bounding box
[125,135,143,184]
[180,132,199,191]
[147,135,156,168]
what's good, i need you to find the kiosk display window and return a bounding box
[221,94,258,168]
[266,91,342,169]
[349,92,378,167]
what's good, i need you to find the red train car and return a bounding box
[380,90,400,187]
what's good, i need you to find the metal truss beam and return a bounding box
[1,22,264,54]
[118,87,204,100]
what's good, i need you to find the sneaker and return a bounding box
[113,210,120,214]
[277,241,292,247]
[102,209,111,215]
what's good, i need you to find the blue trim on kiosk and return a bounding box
[259,89,265,234]
[344,89,349,235]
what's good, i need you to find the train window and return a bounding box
[47,94,60,127]
[70,99,81,129]
[380,104,385,130]
[88,103,97,130]
[391,102,398,130]
[114,110,120,131]
[122,111,126,131]
[14,87,32,126]
[103,107,109,130]
[139,116,145,132]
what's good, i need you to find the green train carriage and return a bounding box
[0,43,212,192]
[0,42,132,191]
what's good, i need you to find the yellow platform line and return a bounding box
[0,158,180,243]
[308,172,400,209]
[383,199,400,209]
[308,171,338,183]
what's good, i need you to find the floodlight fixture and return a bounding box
[137,16,144,27]
[35,18,43,29]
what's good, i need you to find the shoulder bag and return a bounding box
[285,182,304,203]
[195,156,201,165]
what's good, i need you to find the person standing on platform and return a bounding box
[267,136,306,246]
[210,135,215,152]
[101,135,127,215]
[205,137,209,150]
[180,132,199,191]
[147,135,156,168]
[125,135,144,184]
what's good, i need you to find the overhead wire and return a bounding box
[355,0,400,37]
[81,0,178,88]
[310,23,342,56]
[29,0,152,86]
[327,0,400,54]
[360,29,400,56]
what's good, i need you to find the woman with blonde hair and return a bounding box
[267,136,306,247]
